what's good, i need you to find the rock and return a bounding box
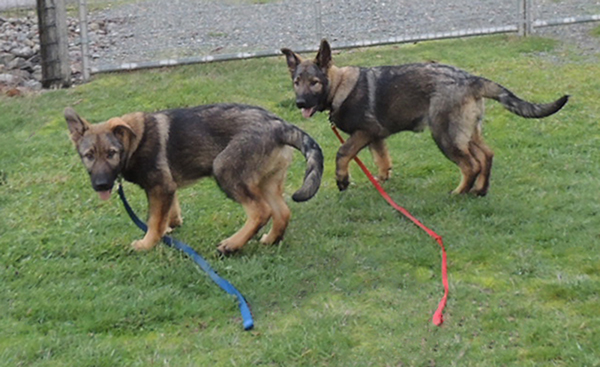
[7,57,26,70]
[23,79,42,90]
[89,22,101,31]
[0,52,15,65]
[0,13,90,88]
[12,46,34,58]
[0,73,18,85]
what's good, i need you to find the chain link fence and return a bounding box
[75,0,600,76]
[2,0,600,81]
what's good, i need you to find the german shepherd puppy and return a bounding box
[65,104,323,254]
[281,39,568,196]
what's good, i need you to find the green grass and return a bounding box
[1,35,599,366]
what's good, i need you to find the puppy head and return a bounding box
[65,108,136,200]
[281,39,333,118]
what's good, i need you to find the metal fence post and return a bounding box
[518,0,533,36]
[36,0,71,88]
[315,0,322,42]
[78,0,90,81]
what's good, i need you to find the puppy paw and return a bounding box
[169,216,183,229]
[217,240,240,256]
[336,176,350,191]
[377,168,391,182]
[131,239,156,251]
[470,188,488,197]
[260,233,283,246]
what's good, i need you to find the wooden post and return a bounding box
[36,0,71,88]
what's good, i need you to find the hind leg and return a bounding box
[213,164,272,254]
[369,139,392,182]
[213,140,293,254]
[259,171,291,245]
[217,194,271,255]
[469,130,494,196]
[431,121,480,195]
[431,97,489,195]
[449,150,481,195]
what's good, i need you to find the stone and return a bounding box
[23,79,42,90]
[0,52,15,65]
[7,57,26,70]
[0,73,18,85]
[12,46,34,58]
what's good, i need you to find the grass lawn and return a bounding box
[1,34,599,366]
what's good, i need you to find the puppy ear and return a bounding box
[64,107,90,144]
[107,118,136,144]
[281,48,303,77]
[315,39,332,72]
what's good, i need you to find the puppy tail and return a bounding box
[277,123,324,202]
[478,78,569,118]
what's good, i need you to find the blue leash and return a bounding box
[117,184,254,331]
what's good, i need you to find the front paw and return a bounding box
[217,240,240,256]
[377,168,391,182]
[131,239,157,251]
[336,176,350,191]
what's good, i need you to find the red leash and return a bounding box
[331,126,448,326]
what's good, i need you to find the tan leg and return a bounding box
[132,187,174,251]
[217,199,271,254]
[167,193,183,231]
[369,139,392,182]
[450,149,481,195]
[469,133,494,196]
[260,174,291,245]
[335,130,373,190]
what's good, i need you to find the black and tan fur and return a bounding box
[65,104,323,254]
[281,39,568,196]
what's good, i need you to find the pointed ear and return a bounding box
[315,39,332,72]
[65,107,90,144]
[107,117,137,144]
[281,48,303,77]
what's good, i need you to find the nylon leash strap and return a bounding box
[331,126,448,326]
[117,184,254,330]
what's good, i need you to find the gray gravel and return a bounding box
[85,0,600,68]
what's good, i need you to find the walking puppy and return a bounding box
[281,39,568,195]
[65,104,323,254]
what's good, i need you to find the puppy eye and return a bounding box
[310,80,320,87]
[107,149,118,159]
[293,79,300,86]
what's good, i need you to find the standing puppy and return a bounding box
[66,104,323,254]
[281,39,568,196]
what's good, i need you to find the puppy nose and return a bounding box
[296,98,307,109]
[94,181,113,192]
[92,175,114,192]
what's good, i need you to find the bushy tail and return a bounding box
[277,123,324,202]
[478,78,569,118]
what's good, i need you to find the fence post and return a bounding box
[78,0,90,81]
[314,0,322,42]
[36,0,71,88]
[518,0,533,36]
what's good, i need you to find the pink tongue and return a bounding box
[97,190,112,201]
[301,107,314,119]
